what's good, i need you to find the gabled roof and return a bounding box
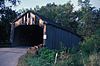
[13,10,83,40]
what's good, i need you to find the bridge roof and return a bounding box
[13,10,83,40]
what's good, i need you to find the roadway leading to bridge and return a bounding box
[0,48,27,66]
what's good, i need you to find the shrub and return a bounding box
[26,48,56,66]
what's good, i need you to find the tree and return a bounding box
[0,0,19,43]
[0,0,20,8]
[0,7,17,42]
[79,18,100,57]
[78,0,91,8]
[77,0,99,37]
[36,2,78,32]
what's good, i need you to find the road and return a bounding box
[0,48,27,66]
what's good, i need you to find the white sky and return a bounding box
[6,0,100,11]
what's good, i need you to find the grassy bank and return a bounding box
[17,47,100,66]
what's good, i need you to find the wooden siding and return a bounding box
[45,25,81,50]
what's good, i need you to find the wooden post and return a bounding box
[27,12,30,25]
[43,24,47,45]
[39,19,44,27]
[27,13,29,25]
[22,17,24,24]
[30,13,32,24]
[10,23,15,45]
[23,16,25,24]
[25,14,27,25]
[54,53,58,64]
[30,13,35,24]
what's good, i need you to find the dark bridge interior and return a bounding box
[13,25,43,47]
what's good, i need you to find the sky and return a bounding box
[6,0,100,11]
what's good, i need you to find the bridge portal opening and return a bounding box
[13,25,43,46]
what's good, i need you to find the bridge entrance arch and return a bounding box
[10,11,46,47]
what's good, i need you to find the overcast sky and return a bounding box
[6,0,100,11]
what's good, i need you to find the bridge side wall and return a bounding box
[45,25,81,50]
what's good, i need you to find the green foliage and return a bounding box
[35,2,78,32]
[81,36,96,54]
[0,0,19,41]
[77,0,100,37]
[80,31,100,55]
[0,7,17,43]
[38,48,56,63]
[26,48,56,66]
[0,0,20,7]
[78,0,91,8]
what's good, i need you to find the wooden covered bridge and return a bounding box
[10,11,82,50]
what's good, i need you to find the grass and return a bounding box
[17,48,100,66]
[17,48,55,66]
[17,53,30,66]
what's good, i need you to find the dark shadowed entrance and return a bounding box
[13,25,43,47]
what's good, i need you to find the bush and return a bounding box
[26,48,56,66]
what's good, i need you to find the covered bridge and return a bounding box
[10,11,82,50]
